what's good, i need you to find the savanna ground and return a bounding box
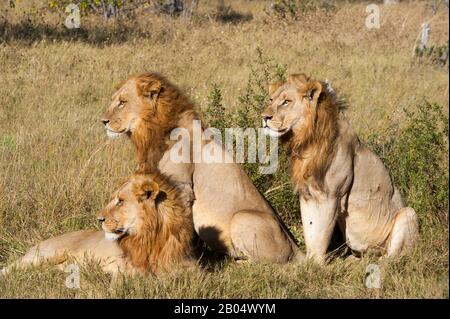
[0,0,448,298]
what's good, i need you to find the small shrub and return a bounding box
[368,101,449,226]
[204,84,227,133]
[415,41,449,67]
[269,0,337,19]
[271,0,299,19]
[203,48,298,227]
[233,47,287,128]
[213,0,252,24]
[230,48,300,227]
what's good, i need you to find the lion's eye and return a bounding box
[118,101,125,108]
[282,100,289,106]
[116,198,123,207]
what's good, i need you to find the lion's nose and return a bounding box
[100,119,110,126]
[97,217,105,223]
[262,115,273,122]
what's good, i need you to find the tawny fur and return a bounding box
[101,72,302,263]
[287,82,345,193]
[117,173,194,274]
[132,73,198,170]
[262,73,419,263]
[119,174,194,273]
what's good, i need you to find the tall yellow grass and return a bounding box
[0,0,448,298]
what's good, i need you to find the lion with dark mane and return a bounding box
[262,73,419,264]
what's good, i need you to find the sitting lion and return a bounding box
[261,73,419,264]
[100,72,302,263]
[2,172,195,276]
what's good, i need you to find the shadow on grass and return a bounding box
[196,226,229,271]
[214,10,252,24]
[0,20,158,46]
[0,8,253,46]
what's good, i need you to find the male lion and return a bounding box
[101,72,302,263]
[2,172,195,276]
[261,73,419,264]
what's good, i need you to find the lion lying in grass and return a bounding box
[261,73,419,264]
[1,172,195,276]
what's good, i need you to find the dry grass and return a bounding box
[0,0,448,298]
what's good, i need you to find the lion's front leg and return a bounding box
[299,195,339,264]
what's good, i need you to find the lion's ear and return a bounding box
[268,82,283,96]
[288,73,310,88]
[136,179,160,201]
[138,78,162,101]
[304,81,322,109]
[116,176,130,188]
[114,79,127,92]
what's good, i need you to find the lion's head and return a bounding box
[96,173,163,241]
[261,73,325,138]
[101,73,197,169]
[97,172,194,272]
[262,73,344,190]
[100,78,147,139]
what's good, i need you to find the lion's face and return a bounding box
[101,76,162,139]
[96,174,161,241]
[261,74,322,138]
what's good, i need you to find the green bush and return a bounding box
[231,48,300,226]
[204,84,227,132]
[204,48,300,229]
[368,101,449,226]
[415,41,449,67]
[233,47,286,128]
